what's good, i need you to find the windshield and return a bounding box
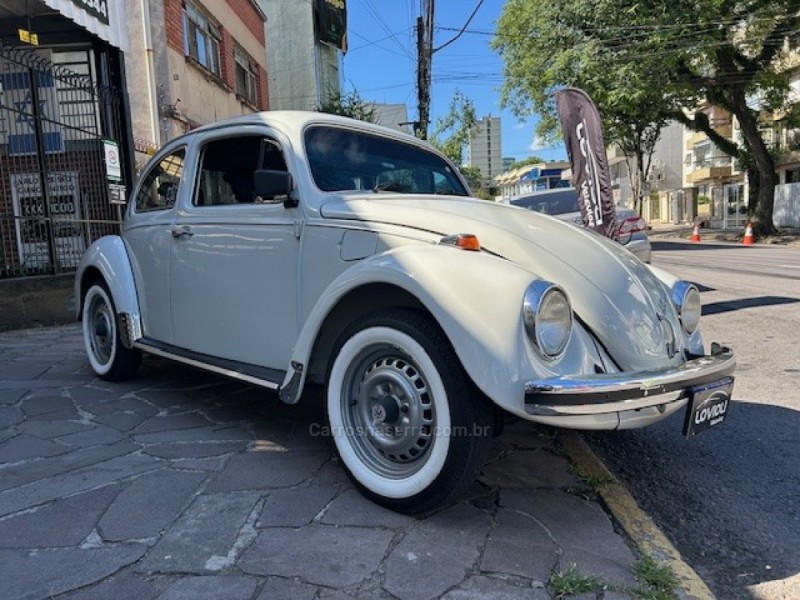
[510,189,580,215]
[304,125,469,196]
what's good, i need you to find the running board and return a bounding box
[133,338,285,391]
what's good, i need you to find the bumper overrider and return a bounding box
[525,344,735,417]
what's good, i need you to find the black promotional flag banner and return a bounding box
[555,88,618,240]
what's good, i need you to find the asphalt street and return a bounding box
[0,325,640,600]
[586,239,800,600]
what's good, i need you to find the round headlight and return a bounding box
[523,281,573,359]
[671,281,701,334]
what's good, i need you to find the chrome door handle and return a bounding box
[171,225,194,239]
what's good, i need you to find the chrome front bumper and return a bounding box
[525,344,735,417]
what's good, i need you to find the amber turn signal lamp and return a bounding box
[440,233,481,251]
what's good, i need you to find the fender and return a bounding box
[281,244,602,418]
[74,235,141,344]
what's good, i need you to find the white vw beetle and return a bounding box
[74,112,735,514]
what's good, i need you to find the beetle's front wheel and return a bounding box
[82,283,141,381]
[327,310,493,515]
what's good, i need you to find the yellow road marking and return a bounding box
[560,431,715,600]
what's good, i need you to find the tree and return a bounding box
[493,0,678,214]
[459,164,493,198]
[507,156,547,170]
[493,0,800,235]
[316,89,377,123]
[429,90,477,165]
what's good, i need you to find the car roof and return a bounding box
[170,111,419,147]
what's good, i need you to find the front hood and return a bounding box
[321,194,683,370]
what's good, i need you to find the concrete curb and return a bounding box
[559,431,715,600]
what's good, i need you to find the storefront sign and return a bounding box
[71,0,109,25]
[10,172,85,269]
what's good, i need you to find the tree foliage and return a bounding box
[317,89,377,123]
[507,156,548,170]
[458,164,486,194]
[429,90,478,166]
[493,0,800,233]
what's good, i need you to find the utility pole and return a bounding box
[415,0,434,139]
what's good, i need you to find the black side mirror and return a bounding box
[254,170,293,200]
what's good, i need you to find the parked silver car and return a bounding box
[508,187,652,263]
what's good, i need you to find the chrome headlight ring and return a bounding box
[523,280,573,360]
[671,281,701,334]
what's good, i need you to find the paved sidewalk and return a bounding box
[0,325,647,600]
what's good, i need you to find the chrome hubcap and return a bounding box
[342,349,435,478]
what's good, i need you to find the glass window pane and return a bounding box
[136,149,185,212]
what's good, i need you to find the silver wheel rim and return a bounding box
[88,292,113,366]
[341,345,436,479]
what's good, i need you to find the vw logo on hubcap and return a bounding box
[372,404,387,423]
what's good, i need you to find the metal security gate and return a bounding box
[0,42,127,278]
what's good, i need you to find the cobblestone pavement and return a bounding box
[0,325,640,600]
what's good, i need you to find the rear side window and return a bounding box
[135,149,186,212]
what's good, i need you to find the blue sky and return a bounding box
[341,0,567,162]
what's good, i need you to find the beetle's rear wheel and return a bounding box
[327,309,493,515]
[82,283,141,381]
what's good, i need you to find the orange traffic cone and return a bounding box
[743,221,754,246]
[690,223,701,243]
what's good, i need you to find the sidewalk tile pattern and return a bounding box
[0,325,641,599]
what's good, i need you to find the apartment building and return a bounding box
[260,0,344,111]
[467,116,502,181]
[127,0,269,168]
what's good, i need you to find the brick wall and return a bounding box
[164,0,184,53]
[220,29,236,90]
[224,0,266,45]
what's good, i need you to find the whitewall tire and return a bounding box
[327,310,493,515]
[82,283,140,381]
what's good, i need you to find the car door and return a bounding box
[169,129,300,369]
[124,145,188,344]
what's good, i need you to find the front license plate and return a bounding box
[683,377,734,438]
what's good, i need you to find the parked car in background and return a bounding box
[74,112,733,515]
[508,187,652,263]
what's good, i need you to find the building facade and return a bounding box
[467,116,502,181]
[680,103,746,228]
[370,103,411,133]
[494,162,570,201]
[126,0,269,170]
[259,0,344,111]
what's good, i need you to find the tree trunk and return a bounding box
[729,87,778,237]
[752,169,778,236]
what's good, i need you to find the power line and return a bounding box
[432,0,486,53]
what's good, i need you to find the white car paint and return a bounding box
[74,111,731,433]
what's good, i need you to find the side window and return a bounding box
[194,136,287,206]
[135,149,186,212]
